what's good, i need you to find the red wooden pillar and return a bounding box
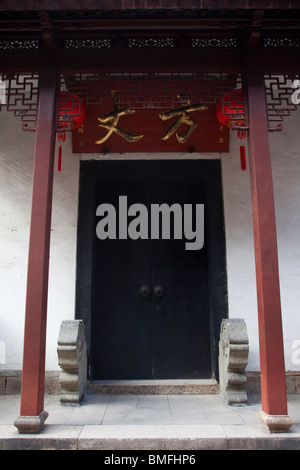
[14,60,58,433]
[245,65,293,432]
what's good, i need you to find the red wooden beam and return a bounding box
[59,48,243,73]
[0,47,243,73]
[0,46,299,75]
[0,0,299,10]
[14,52,58,434]
[245,56,293,432]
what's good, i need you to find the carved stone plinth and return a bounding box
[57,320,87,405]
[260,411,293,433]
[219,318,249,405]
[14,410,48,434]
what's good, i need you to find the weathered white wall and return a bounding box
[0,110,79,370]
[0,111,33,369]
[221,132,258,370]
[270,110,300,372]
[0,104,299,373]
[222,108,300,372]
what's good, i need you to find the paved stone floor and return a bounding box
[0,393,300,450]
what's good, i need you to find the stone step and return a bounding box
[87,379,219,395]
[2,423,300,450]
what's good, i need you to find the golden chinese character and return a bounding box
[159,96,208,143]
[95,91,144,144]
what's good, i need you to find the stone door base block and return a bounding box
[57,320,87,405]
[14,410,48,434]
[260,411,293,433]
[219,318,249,405]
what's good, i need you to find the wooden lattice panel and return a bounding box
[264,73,300,131]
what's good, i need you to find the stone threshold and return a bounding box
[87,378,220,395]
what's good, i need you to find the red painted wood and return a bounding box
[19,58,57,417]
[245,64,288,416]
[0,0,298,10]
[1,48,300,75]
[72,102,229,154]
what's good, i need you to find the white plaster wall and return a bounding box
[46,134,80,369]
[222,108,300,372]
[221,133,258,370]
[0,111,33,369]
[0,109,79,370]
[0,104,299,373]
[270,110,300,372]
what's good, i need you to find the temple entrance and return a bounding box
[77,159,228,381]
[7,4,295,434]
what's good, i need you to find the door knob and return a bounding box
[153,285,164,298]
[140,285,151,297]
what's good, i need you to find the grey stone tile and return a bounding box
[78,424,228,450]
[0,396,20,414]
[107,394,140,407]
[138,395,170,408]
[102,394,141,425]
[233,409,263,426]
[287,398,300,422]
[45,395,109,426]
[44,404,74,425]
[223,423,300,450]
[204,411,245,425]
[167,395,208,424]
[0,424,82,450]
[0,393,299,431]
[103,395,174,425]
[0,399,21,425]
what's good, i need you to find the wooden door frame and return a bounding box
[75,158,228,382]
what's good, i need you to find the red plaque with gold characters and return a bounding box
[72,84,229,154]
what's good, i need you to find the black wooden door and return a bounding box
[92,172,212,380]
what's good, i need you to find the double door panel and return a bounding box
[92,174,211,380]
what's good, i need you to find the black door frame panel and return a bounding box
[75,159,228,382]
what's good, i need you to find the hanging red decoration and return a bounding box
[57,131,66,172]
[216,89,247,171]
[237,128,247,171]
[216,88,245,128]
[58,91,87,130]
[57,92,87,172]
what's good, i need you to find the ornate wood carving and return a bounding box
[0,68,299,135]
[264,73,300,131]
[0,72,39,131]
